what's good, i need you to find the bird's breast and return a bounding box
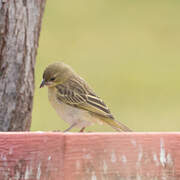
[48,87,70,121]
[47,87,94,127]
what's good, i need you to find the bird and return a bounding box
[40,62,132,132]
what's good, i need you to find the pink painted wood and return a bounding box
[0,132,179,180]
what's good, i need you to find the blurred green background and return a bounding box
[31,0,180,132]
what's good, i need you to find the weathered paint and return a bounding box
[160,138,166,167]
[64,133,179,180]
[36,162,42,180]
[0,132,64,180]
[103,160,108,174]
[110,150,117,163]
[121,155,127,163]
[91,171,97,180]
[25,165,33,180]
[0,132,179,179]
[153,152,159,166]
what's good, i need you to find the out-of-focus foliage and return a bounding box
[31,0,180,132]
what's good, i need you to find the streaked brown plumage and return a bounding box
[40,62,132,132]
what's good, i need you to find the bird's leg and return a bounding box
[63,123,77,132]
[79,127,85,132]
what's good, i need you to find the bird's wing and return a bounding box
[55,79,114,119]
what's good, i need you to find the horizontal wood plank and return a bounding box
[0,132,64,180]
[0,132,179,180]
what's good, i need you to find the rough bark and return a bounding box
[0,0,46,131]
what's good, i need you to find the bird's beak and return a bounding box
[40,79,45,88]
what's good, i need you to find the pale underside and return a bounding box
[48,87,102,129]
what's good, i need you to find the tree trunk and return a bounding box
[0,0,46,131]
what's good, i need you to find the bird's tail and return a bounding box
[102,118,132,132]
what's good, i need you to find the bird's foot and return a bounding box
[63,123,77,132]
[79,127,85,132]
[52,130,61,132]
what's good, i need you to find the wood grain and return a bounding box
[0,0,46,131]
[0,132,179,180]
[0,132,64,180]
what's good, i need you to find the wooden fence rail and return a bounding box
[0,132,179,180]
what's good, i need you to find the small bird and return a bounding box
[40,62,131,132]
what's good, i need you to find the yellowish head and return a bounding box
[40,62,74,88]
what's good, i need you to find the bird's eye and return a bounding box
[50,77,56,81]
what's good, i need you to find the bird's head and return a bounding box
[40,62,73,88]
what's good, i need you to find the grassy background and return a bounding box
[31,0,180,132]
